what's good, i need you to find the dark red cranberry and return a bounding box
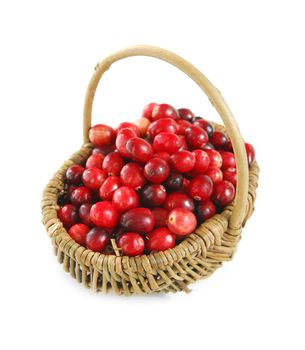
[99,176,121,200]
[126,137,153,163]
[120,208,155,234]
[142,102,158,120]
[167,208,197,236]
[164,192,195,211]
[86,153,104,169]
[170,150,195,173]
[245,143,256,165]
[144,158,170,183]
[112,186,139,213]
[151,208,169,228]
[89,124,116,147]
[188,175,213,201]
[90,201,119,228]
[206,166,223,184]
[92,145,116,156]
[146,228,175,252]
[210,131,228,149]
[195,200,216,223]
[66,165,85,184]
[164,172,183,192]
[70,186,92,206]
[79,203,93,227]
[223,168,237,187]
[102,152,124,176]
[57,192,70,205]
[193,119,214,137]
[142,184,167,207]
[116,122,140,136]
[85,227,110,252]
[68,223,90,246]
[82,168,106,191]
[58,204,79,228]
[152,103,179,121]
[185,125,208,149]
[212,180,235,206]
[203,142,215,150]
[147,118,178,138]
[178,108,195,121]
[115,128,138,157]
[153,132,182,154]
[120,163,146,189]
[117,232,145,256]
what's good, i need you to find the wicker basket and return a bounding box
[41,45,259,295]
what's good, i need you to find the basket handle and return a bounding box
[83,45,249,230]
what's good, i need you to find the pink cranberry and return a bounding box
[68,223,90,246]
[144,158,170,183]
[70,186,92,206]
[195,201,216,223]
[146,228,175,252]
[142,102,158,120]
[79,203,93,227]
[120,163,146,189]
[152,103,179,121]
[89,124,116,147]
[151,208,169,228]
[142,184,167,207]
[116,122,140,136]
[99,176,121,200]
[147,118,178,138]
[85,227,110,252]
[90,201,119,228]
[167,208,197,236]
[120,208,155,234]
[164,192,195,211]
[102,152,124,176]
[117,232,145,256]
[126,137,153,163]
[212,180,235,206]
[58,204,79,228]
[66,165,84,184]
[112,186,139,213]
[170,150,195,173]
[188,175,213,201]
[185,125,208,149]
[206,166,223,184]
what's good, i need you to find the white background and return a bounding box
[1,1,304,349]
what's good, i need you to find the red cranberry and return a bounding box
[147,118,178,138]
[153,132,182,154]
[170,150,195,173]
[188,175,213,201]
[120,208,155,234]
[193,119,214,137]
[82,168,106,191]
[178,108,195,121]
[134,117,151,137]
[68,223,90,246]
[192,149,210,174]
[79,203,93,227]
[144,158,170,183]
[99,176,121,200]
[151,208,169,228]
[120,163,146,189]
[195,200,216,223]
[210,131,228,149]
[205,149,222,168]
[245,143,256,165]
[102,152,124,176]
[126,137,153,163]
[185,125,208,149]
[112,186,139,213]
[90,201,119,228]
[224,138,233,152]
[221,151,236,170]
[116,122,140,136]
[89,124,116,147]
[66,165,84,184]
[212,180,235,206]
[117,232,145,256]
[223,168,237,187]
[86,153,104,169]
[85,227,110,252]
[115,128,138,157]
[206,166,223,184]
[142,184,167,207]
[164,192,195,211]
[146,228,175,252]
[203,142,215,150]
[142,102,158,120]
[177,119,192,134]
[152,152,170,162]
[181,177,190,193]
[167,208,197,236]
[164,172,183,192]
[70,186,92,206]
[68,185,78,197]
[178,135,188,151]
[152,103,179,121]
[58,204,79,228]
[92,145,116,156]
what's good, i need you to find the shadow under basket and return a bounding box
[41,45,259,295]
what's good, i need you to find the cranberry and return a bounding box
[170,150,195,173]
[178,135,188,151]
[89,124,116,147]
[90,201,119,228]
[144,158,170,183]
[205,149,222,168]
[151,208,169,228]
[147,118,178,138]
[117,232,145,256]
[82,168,106,191]
[212,180,235,206]
[68,223,90,246]
[68,185,79,197]
[142,102,158,120]
[177,119,192,134]
[210,131,228,149]
[188,175,213,201]
[126,137,153,163]
[116,122,140,136]
[167,208,197,236]
[85,227,110,252]
[66,165,84,184]
[193,119,214,137]
[92,145,116,156]
[221,151,236,170]
[185,125,208,149]
[134,117,151,137]
[70,186,92,206]
[120,162,146,189]
[115,128,138,157]
[245,143,256,166]
[206,166,223,185]
[195,200,216,223]
[224,138,233,152]
[223,168,237,187]
[102,152,124,176]
[152,103,179,121]
[58,204,79,228]
[178,108,195,121]
[120,208,155,234]
[192,149,210,174]
[164,172,183,192]
[79,203,93,227]
[57,192,71,205]
[164,192,194,211]
[99,176,121,200]
[152,152,170,162]
[203,142,215,150]
[86,153,104,169]
[112,186,139,213]
[181,177,190,193]
[142,184,167,207]
[153,132,182,154]
[146,228,175,252]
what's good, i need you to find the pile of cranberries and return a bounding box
[57,103,255,257]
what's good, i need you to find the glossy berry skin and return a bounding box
[192,149,210,174]
[112,186,139,213]
[70,186,92,206]
[153,132,182,154]
[142,102,158,120]
[188,175,213,201]
[126,137,153,163]
[178,135,188,151]
[170,150,195,173]
[178,108,195,121]
[209,131,228,149]
[82,168,106,191]
[92,145,116,156]
[220,151,236,170]
[147,118,178,138]
[120,163,146,189]
[212,180,235,206]
[134,117,151,137]
[99,176,121,200]
[117,232,145,256]
[116,122,140,136]
[203,142,215,150]
[68,223,90,246]
[151,208,169,228]
[185,125,208,149]
[142,184,167,207]
[245,143,256,166]
[146,228,175,252]
[86,153,104,169]
[223,168,237,187]
[177,120,192,134]
[58,204,79,228]
[90,201,119,228]
[164,172,183,192]
[85,227,110,252]
[195,200,216,224]
[205,149,222,168]
[115,128,138,158]
[206,166,223,185]
[192,119,214,137]
[152,152,170,162]
[152,103,179,121]
[102,152,124,176]
[79,203,93,227]
[120,208,155,234]
[144,158,170,183]
[66,165,85,185]
[89,124,116,147]
[164,192,195,211]
[167,208,197,236]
